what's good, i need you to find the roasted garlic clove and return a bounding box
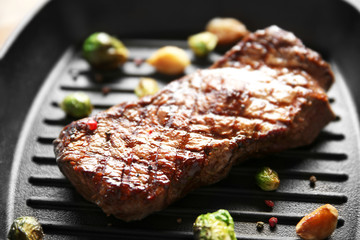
[296,204,338,240]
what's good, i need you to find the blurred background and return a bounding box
[0,0,46,49]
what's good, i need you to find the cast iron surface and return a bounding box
[1,0,360,239]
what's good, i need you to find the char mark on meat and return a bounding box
[54,25,335,221]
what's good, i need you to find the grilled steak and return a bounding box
[54,26,335,221]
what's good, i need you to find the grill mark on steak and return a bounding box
[144,88,192,200]
[54,26,335,221]
[149,98,173,196]
[168,77,205,201]
[125,107,147,186]
[194,68,317,128]
[147,143,160,200]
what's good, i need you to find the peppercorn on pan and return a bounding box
[1,0,360,239]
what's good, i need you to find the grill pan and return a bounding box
[1,0,360,239]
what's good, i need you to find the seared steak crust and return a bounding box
[213,26,334,91]
[54,26,335,221]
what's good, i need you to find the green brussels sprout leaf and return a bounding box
[8,216,44,240]
[193,209,236,240]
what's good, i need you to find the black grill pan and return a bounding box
[1,0,360,239]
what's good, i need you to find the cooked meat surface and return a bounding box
[54,26,335,221]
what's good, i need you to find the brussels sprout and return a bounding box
[188,32,218,57]
[134,78,160,98]
[61,92,93,118]
[83,32,128,69]
[8,216,44,240]
[193,209,236,240]
[255,167,280,191]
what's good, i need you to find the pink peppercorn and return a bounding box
[134,58,144,67]
[269,217,278,228]
[87,119,98,131]
[265,200,275,208]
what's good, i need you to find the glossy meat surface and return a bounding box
[54,26,335,221]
